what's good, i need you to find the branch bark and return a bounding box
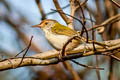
[0,39,120,71]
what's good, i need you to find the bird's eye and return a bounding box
[45,22,48,25]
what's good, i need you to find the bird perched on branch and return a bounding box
[32,19,84,52]
[33,19,107,56]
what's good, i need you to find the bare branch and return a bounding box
[111,0,120,8]
[35,0,46,20]
[0,39,120,71]
[88,13,120,31]
[53,0,70,24]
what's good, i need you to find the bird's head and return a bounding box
[32,19,57,30]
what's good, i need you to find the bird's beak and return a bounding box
[32,24,42,28]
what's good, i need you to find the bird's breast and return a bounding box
[45,32,69,50]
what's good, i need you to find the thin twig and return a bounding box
[87,14,120,32]
[17,36,33,67]
[15,48,27,57]
[46,4,70,15]
[76,0,89,42]
[71,60,104,70]
[95,0,104,34]
[53,0,70,24]
[49,9,95,22]
[111,0,120,8]
[103,52,120,62]
[35,0,46,20]
[75,0,88,11]
[89,9,101,80]
[89,9,96,51]
[110,55,120,61]
[63,61,81,80]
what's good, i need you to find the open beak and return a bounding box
[32,24,42,28]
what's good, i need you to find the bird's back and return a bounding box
[51,23,77,37]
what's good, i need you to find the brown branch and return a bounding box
[52,1,80,79]
[75,0,89,42]
[69,0,88,29]
[69,0,76,25]
[76,0,86,24]
[71,60,104,70]
[95,0,104,34]
[49,9,96,23]
[87,13,120,32]
[53,0,70,24]
[46,4,70,16]
[89,11,101,80]
[35,0,46,20]
[17,36,33,67]
[75,0,88,10]
[0,39,120,71]
[103,1,118,80]
[111,0,120,8]
[63,61,81,80]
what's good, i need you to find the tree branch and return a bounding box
[0,39,120,71]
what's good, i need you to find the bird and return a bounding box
[32,19,108,57]
[32,19,84,52]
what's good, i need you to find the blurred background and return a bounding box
[0,0,120,80]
